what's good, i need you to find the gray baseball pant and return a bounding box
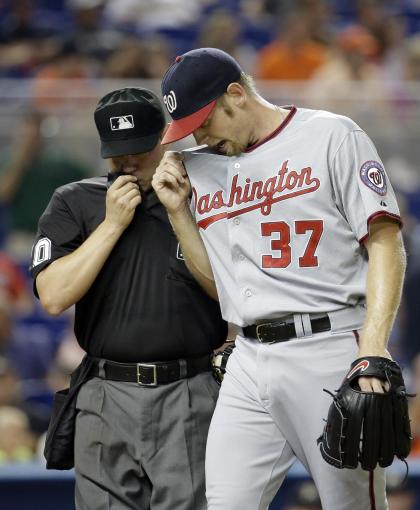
[74,371,219,510]
[205,323,387,510]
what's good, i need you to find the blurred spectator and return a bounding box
[312,26,380,82]
[409,353,420,457]
[0,0,55,43]
[0,348,53,430]
[0,406,36,463]
[198,10,242,55]
[394,193,420,362]
[377,17,407,82]
[0,38,61,79]
[356,0,397,59]
[354,0,409,81]
[197,9,256,72]
[0,110,89,255]
[0,356,20,406]
[66,0,123,62]
[307,26,385,115]
[102,36,171,79]
[0,295,11,354]
[144,36,173,79]
[284,481,322,510]
[101,38,153,79]
[261,0,297,17]
[46,315,84,393]
[105,0,201,30]
[31,40,95,109]
[298,0,333,46]
[405,35,420,81]
[0,344,58,433]
[0,0,62,79]
[0,251,32,315]
[257,12,326,80]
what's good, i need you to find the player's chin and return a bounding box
[223,141,245,157]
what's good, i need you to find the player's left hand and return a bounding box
[357,375,390,393]
[318,356,413,471]
[356,348,392,392]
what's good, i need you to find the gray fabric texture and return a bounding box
[74,371,219,510]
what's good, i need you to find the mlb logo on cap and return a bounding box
[110,115,134,131]
[94,87,165,158]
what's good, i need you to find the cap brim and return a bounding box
[101,132,160,158]
[161,100,217,145]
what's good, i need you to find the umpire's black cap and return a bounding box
[94,87,166,158]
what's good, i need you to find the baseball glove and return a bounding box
[212,343,235,385]
[318,356,413,471]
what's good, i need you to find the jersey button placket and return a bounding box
[227,159,248,314]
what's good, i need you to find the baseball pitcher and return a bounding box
[152,48,411,510]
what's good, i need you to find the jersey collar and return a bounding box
[244,105,297,153]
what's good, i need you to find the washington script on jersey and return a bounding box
[192,160,320,230]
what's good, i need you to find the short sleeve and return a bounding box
[330,129,401,243]
[30,190,83,282]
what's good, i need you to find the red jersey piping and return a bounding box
[352,330,360,345]
[244,106,297,153]
[359,211,402,245]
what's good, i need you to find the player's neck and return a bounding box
[248,99,289,146]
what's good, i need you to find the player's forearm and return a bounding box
[168,206,219,301]
[359,219,406,356]
[36,220,124,315]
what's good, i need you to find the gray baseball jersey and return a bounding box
[183,107,401,327]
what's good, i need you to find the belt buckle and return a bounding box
[137,363,158,386]
[256,321,290,343]
[255,322,274,343]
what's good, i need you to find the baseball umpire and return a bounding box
[152,48,411,509]
[30,87,227,509]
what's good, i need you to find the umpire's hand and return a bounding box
[106,175,141,230]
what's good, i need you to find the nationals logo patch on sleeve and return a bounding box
[360,160,387,196]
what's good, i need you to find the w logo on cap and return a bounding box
[110,115,134,131]
[163,91,177,113]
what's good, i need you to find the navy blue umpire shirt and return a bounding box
[30,175,227,362]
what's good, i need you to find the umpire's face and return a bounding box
[108,138,164,191]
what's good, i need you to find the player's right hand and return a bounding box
[105,174,141,230]
[152,151,191,215]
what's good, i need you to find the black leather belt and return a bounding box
[243,315,331,343]
[91,354,211,386]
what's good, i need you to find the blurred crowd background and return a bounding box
[0,0,420,508]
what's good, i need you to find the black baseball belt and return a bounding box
[243,315,331,344]
[90,354,211,386]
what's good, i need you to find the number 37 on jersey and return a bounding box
[261,219,324,269]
